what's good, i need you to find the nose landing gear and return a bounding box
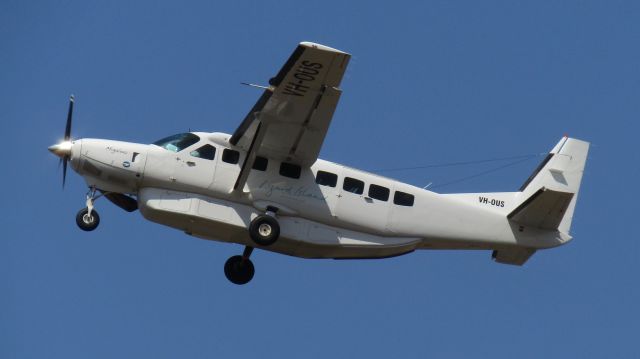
[75,187,100,231]
[76,207,100,231]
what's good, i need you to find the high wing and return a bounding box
[230,42,351,190]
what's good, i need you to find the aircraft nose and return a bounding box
[48,141,73,159]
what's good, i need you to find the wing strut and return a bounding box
[233,122,266,191]
[230,90,272,146]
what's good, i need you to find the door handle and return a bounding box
[186,161,196,167]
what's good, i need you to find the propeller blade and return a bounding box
[64,95,74,141]
[62,158,68,188]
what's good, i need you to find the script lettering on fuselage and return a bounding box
[106,146,128,155]
[478,196,505,208]
[281,60,323,97]
[258,180,326,201]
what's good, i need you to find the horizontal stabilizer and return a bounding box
[508,188,574,230]
[492,247,536,266]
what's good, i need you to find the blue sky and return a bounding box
[2,1,639,357]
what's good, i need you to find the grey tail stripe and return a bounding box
[519,153,553,191]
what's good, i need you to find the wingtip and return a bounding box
[299,41,349,55]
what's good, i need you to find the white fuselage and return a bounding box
[67,132,569,259]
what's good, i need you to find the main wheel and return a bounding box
[224,255,255,285]
[76,208,100,231]
[249,215,280,246]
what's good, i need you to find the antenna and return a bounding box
[241,82,270,90]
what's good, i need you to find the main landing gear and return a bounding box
[249,214,280,246]
[75,187,100,231]
[224,247,255,285]
[224,207,281,285]
[248,206,280,246]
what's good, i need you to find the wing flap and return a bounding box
[259,86,342,164]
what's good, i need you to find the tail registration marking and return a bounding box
[479,196,505,208]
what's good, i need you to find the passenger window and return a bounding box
[315,171,337,187]
[280,162,301,179]
[190,144,216,160]
[222,149,240,164]
[343,177,364,195]
[368,184,390,201]
[252,156,268,171]
[394,191,415,206]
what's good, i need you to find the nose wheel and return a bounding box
[76,207,100,231]
[75,187,101,231]
[224,246,255,285]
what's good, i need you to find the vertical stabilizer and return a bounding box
[514,137,590,234]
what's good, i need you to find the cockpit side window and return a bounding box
[190,144,216,160]
[222,149,240,164]
[153,133,200,153]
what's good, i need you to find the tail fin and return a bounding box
[509,136,590,234]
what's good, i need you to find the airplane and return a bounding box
[48,42,590,285]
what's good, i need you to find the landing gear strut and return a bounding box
[76,187,100,231]
[224,246,255,285]
[225,208,280,284]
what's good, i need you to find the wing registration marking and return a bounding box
[282,61,323,97]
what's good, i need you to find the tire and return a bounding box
[76,208,100,231]
[224,255,255,285]
[249,215,280,246]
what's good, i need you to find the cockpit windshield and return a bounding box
[152,133,200,152]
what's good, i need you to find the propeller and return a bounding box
[49,95,75,188]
